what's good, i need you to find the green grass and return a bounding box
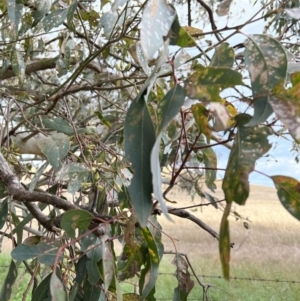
[0,254,31,301]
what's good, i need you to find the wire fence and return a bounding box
[158,272,300,284]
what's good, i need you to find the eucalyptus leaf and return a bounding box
[244,34,287,126]
[37,133,70,171]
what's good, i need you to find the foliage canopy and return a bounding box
[0,0,300,300]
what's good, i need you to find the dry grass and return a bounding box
[156,182,300,300]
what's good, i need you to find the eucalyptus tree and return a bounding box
[0,0,300,300]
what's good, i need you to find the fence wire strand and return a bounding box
[158,272,300,284]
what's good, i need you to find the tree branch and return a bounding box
[0,151,79,211]
[168,207,219,240]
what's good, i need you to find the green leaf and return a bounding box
[11,243,39,261]
[244,34,287,126]
[222,114,271,205]
[31,7,48,27]
[124,91,156,228]
[11,242,61,265]
[184,67,243,100]
[86,260,101,285]
[140,217,163,298]
[210,43,235,68]
[67,0,78,31]
[0,198,8,229]
[74,255,88,285]
[29,162,48,192]
[61,209,94,239]
[219,204,231,280]
[56,163,90,195]
[82,280,101,301]
[50,272,67,301]
[7,0,15,24]
[11,50,25,85]
[0,179,5,198]
[43,9,68,32]
[140,0,176,60]
[0,260,18,301]
[95,111,111,129]
[270,73,300,142]
[31,273,52,301]
[37,241,61,266]
[176,27,197,47]
[151,85,186,220]
[43,118,74,135]
[271,175,300,221]
[37,133,70,171]
[202,147,217,192]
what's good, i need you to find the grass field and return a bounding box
[1,183,300,300]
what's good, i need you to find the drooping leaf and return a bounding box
[74,255,88,285]
[50,272,67,301]
[210,42,234,68]
[29,162,49,192]
[67,0,78,31]
[140,0,176,60]
[56,163,90,195]
[184,67,243,100]
[0,198,8,229]
[222,114,271,205]
[244,34,287,126]
[168,15,181,46]
[139,217,163,298]
[86,259,101,285]
[61,209,94,239]
[172,254,194,301]
[7,0,16,24]
[216,0,233,16]
[271,175,300,221]
[270,73,300,142]
[191,103,211,137]
[31,273,52,301]
[124,90,156,227]
[102,226,114,293]
[37,133,70,171]
[43,9,68,32]
[219,203,231,280]
[202,147,217,192]
[0,260,18,301]
[151,85,186,220]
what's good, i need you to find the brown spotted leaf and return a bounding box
[222,114,271,205]
[271,175,300,221]
[244,34,287,126]
[270,72,300,142]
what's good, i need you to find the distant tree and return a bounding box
[0,0,300,300]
